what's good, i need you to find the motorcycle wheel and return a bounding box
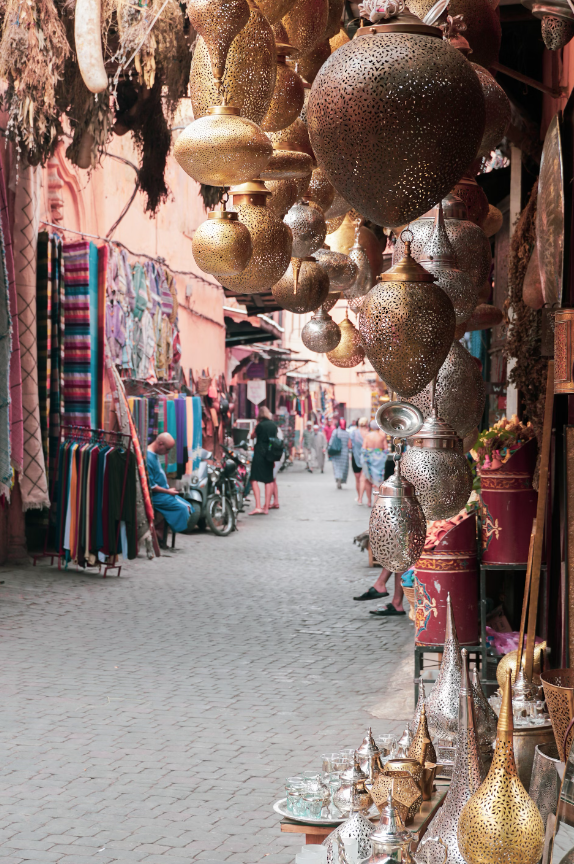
[206,495,235,537]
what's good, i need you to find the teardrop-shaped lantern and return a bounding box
[482,203,503,238]
[174,106,273,186]
[281,0,329,58]
[314,247,357,292]
[369,458,426,573]
[401,394,473,521]
[419,201,477,324]
[345,222,373,300]
[415,649,483,864]
[393,194,492,295]
[457,669,545,864]
[307,167,335,214]
[472,64,511,159]
[322,292,340,312]
[192,209,253,278]
[261,44,305,132]
[425,593,462,744]
[521,0,574,50]
[284,201,326,257]
[326,213,346,234]
[256,0,297,25]
[408,0,501,67]
[359,239,455,398]
[261,118,315,180]
[326,188,351,221]
[406,340,486,439]
[294,40,331,83]
[307,8,486,228]
[329,213,384,284]
[471,665,498,768]
[408,704,437,766]
[326,312,365,368]
[190,6,277,124]
[301,307,341,352]
[220,181,292,293]
[272,256,329,312]
[186,0,250,84]
[265,178,299,215]
[462,304,503,332]
[451,172,489,228]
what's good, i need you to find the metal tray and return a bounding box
[273,798,379,826]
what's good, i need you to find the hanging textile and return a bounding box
[63,240,92,427]
[13,162,49,510]
[0,215,11,498]
[89,242,99,428]
[0,151,22,478]
[175,397,187,476]
[166,398,177,474]
[36,232,52,472]
[49,235,65,482]
[192,395,202,470]
[97,245,109,428]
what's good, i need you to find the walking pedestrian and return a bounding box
[268,422,284,509]
[354,566,408,616]
[323,417,335,443]
[248,406,278,515]
[313,424,327,473]
[349,417,368,504]
[302,420,315,472]
[328,418,350,489]
[361,420,388,506]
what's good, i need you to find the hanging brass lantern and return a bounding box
[471,666,498,757]
[415,649,483,864]
[256,0,297,25]
[323,292,340,312]
[326,188,351,221]
[192,208,253,278]
[408,704,437,766]
[393,194,492,295]
[185,0,250,86]
[314,247,357,292]
[261,118,315,181]
[190,4,277,124]
[284,201,326,257]
[326,213,346,234]
[306,7,486,228]
[359,239,455,399]
[174,106,273,187]
[521,0,574,50]
[406,340,486,440]
[220,181,292,293]
[408,0,502,67]
[345,225,373,300]
[425,594,462,745]
[401,397,474,521]
[272,256,329,312]
[330,25,349,51]
[472,65,511,159]
[301,307,341,352]
[482,203,504,238]
[457,670,545,864]
[451,173,489,228]
[419,201,477,324]
[294,40,331,83]
[329,213,384,284]
[369,402,426,572]
[324,0,345,39]
[261,44,305,132]
[326,312,365,368]
[462,304,504,332]
[307,167,336,214]
[281,0,329,58]
[265,178,299,215]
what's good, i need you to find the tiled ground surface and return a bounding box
[0,463,414,864]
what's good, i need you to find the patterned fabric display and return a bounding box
[63,241,91,427]
[36,233,52,473]
[49,235,65,480]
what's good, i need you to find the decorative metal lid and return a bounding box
[208,105,241,116]
[420,202,456,269]
[208,210,239,221]
[407,413,460,450]
[378,241,436,283]
[357,728,382,759]
[230,179,272,197]
[371,790,413,847]
[423,193,469,222]
[377,462,418,499]
[376,402,424,438]
[357,8,442,37]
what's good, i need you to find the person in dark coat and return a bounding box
[249,406,278,515]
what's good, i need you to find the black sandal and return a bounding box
[353,587,389,602]
[369,605,406,617]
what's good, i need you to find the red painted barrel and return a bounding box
[414,512,478,646]
[479,437,538,565]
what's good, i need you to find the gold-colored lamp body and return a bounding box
[192,211,253,278]
[271,256,329,312]
[307,167,335,214]
[185,0,250,82]
[451,173,489,228]
[313,247,357,292]
[284,202,326,257]
[472,64,511,160]
[265,178,299,215]
[326,316,365,368]
[407,0,502,68]
[261,50,305,132]
[281,0,329,58]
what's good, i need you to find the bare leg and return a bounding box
[391,576,405,612]
[249,481,265,514]
[355,470,361,500]
[268,480,279,508]
[263,482,273,513]
[364,478,373,507]
[373,568,392,593]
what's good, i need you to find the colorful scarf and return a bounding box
[49,235,65,482]
[0,215,11,497]
[89,242,99,428]
[63,241,91,427]
[36,232,52,474]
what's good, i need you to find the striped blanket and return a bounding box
[63,241,91,427]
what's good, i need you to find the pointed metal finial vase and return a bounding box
[457,669,545,864]
[408,704,437,766]
[416,649,482,864]
[425,594,462,744]
[408,680,427,738]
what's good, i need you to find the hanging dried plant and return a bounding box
[0,0,70,164]
[128,77,171,215]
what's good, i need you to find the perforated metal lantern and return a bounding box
[301,307,341,352]
[185,0,250,84]
[192,210,253,278]
[284,201,326,257]
[265,178,299,215]
[359,242,455,398]
[307,167,335,214]
[406,339,486,439]
[425,593,462,744]
[369,461,427,576]
[408,0,502,67]
[323,811,376,864]
[272,255,329,312]
[261,44,305,132]
[328,213,384,286]
[419,201,477,324]
[401,409,473,521]
[174,106,273,187]
[259,150,314,180]
[190,6,277,124]
[522,0,574,50]
[326,213,346,234]
[314,247,357,292]
[345,228,373,300]
[256,0,297,25]
[281,0,329,58]
[294,40,331,83]
[221,180,292,293]
[306,9,486,228]
[451,172,489,228]
[326,313,365,368]
[472,64,511,159]
[393,194,492,295]
[322,292,340,312]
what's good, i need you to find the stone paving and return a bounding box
[0,463,414,864]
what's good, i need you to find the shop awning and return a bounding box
[222,287,283,315]
[224,314,279,346]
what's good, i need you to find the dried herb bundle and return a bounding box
[0,0,70,164]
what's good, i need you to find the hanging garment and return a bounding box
[121,249,135,312]
[107,447,137,559]
[49,236,65,482]
[36,232,52,474]
[88,242,99,427]
[192,395,202,470]
[166,399,177,474]
[13,162,49,509]
[63,241,92,427]
[132,262,148,321]
[0,215,11,497]
[175,397,187,477]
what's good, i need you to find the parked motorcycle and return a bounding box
[185,449,235,537]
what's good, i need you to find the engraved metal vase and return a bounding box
[415,648,483,864]
[457,670,545,864]
[425,594,462,745]
[357,728,384,785]
[301,307,341,352]
[192,210,253,278]
[306,8,485,228]
[284,201,326,257]
[271,256,329,312]
[368,460,426,573]
[326,314,365,368]
[359,242,455,398]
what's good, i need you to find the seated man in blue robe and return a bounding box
[147,433,194,533]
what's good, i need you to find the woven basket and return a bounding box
[403,586,416,622]
[541,669,574,761]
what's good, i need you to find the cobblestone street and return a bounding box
[0,465,414,864]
